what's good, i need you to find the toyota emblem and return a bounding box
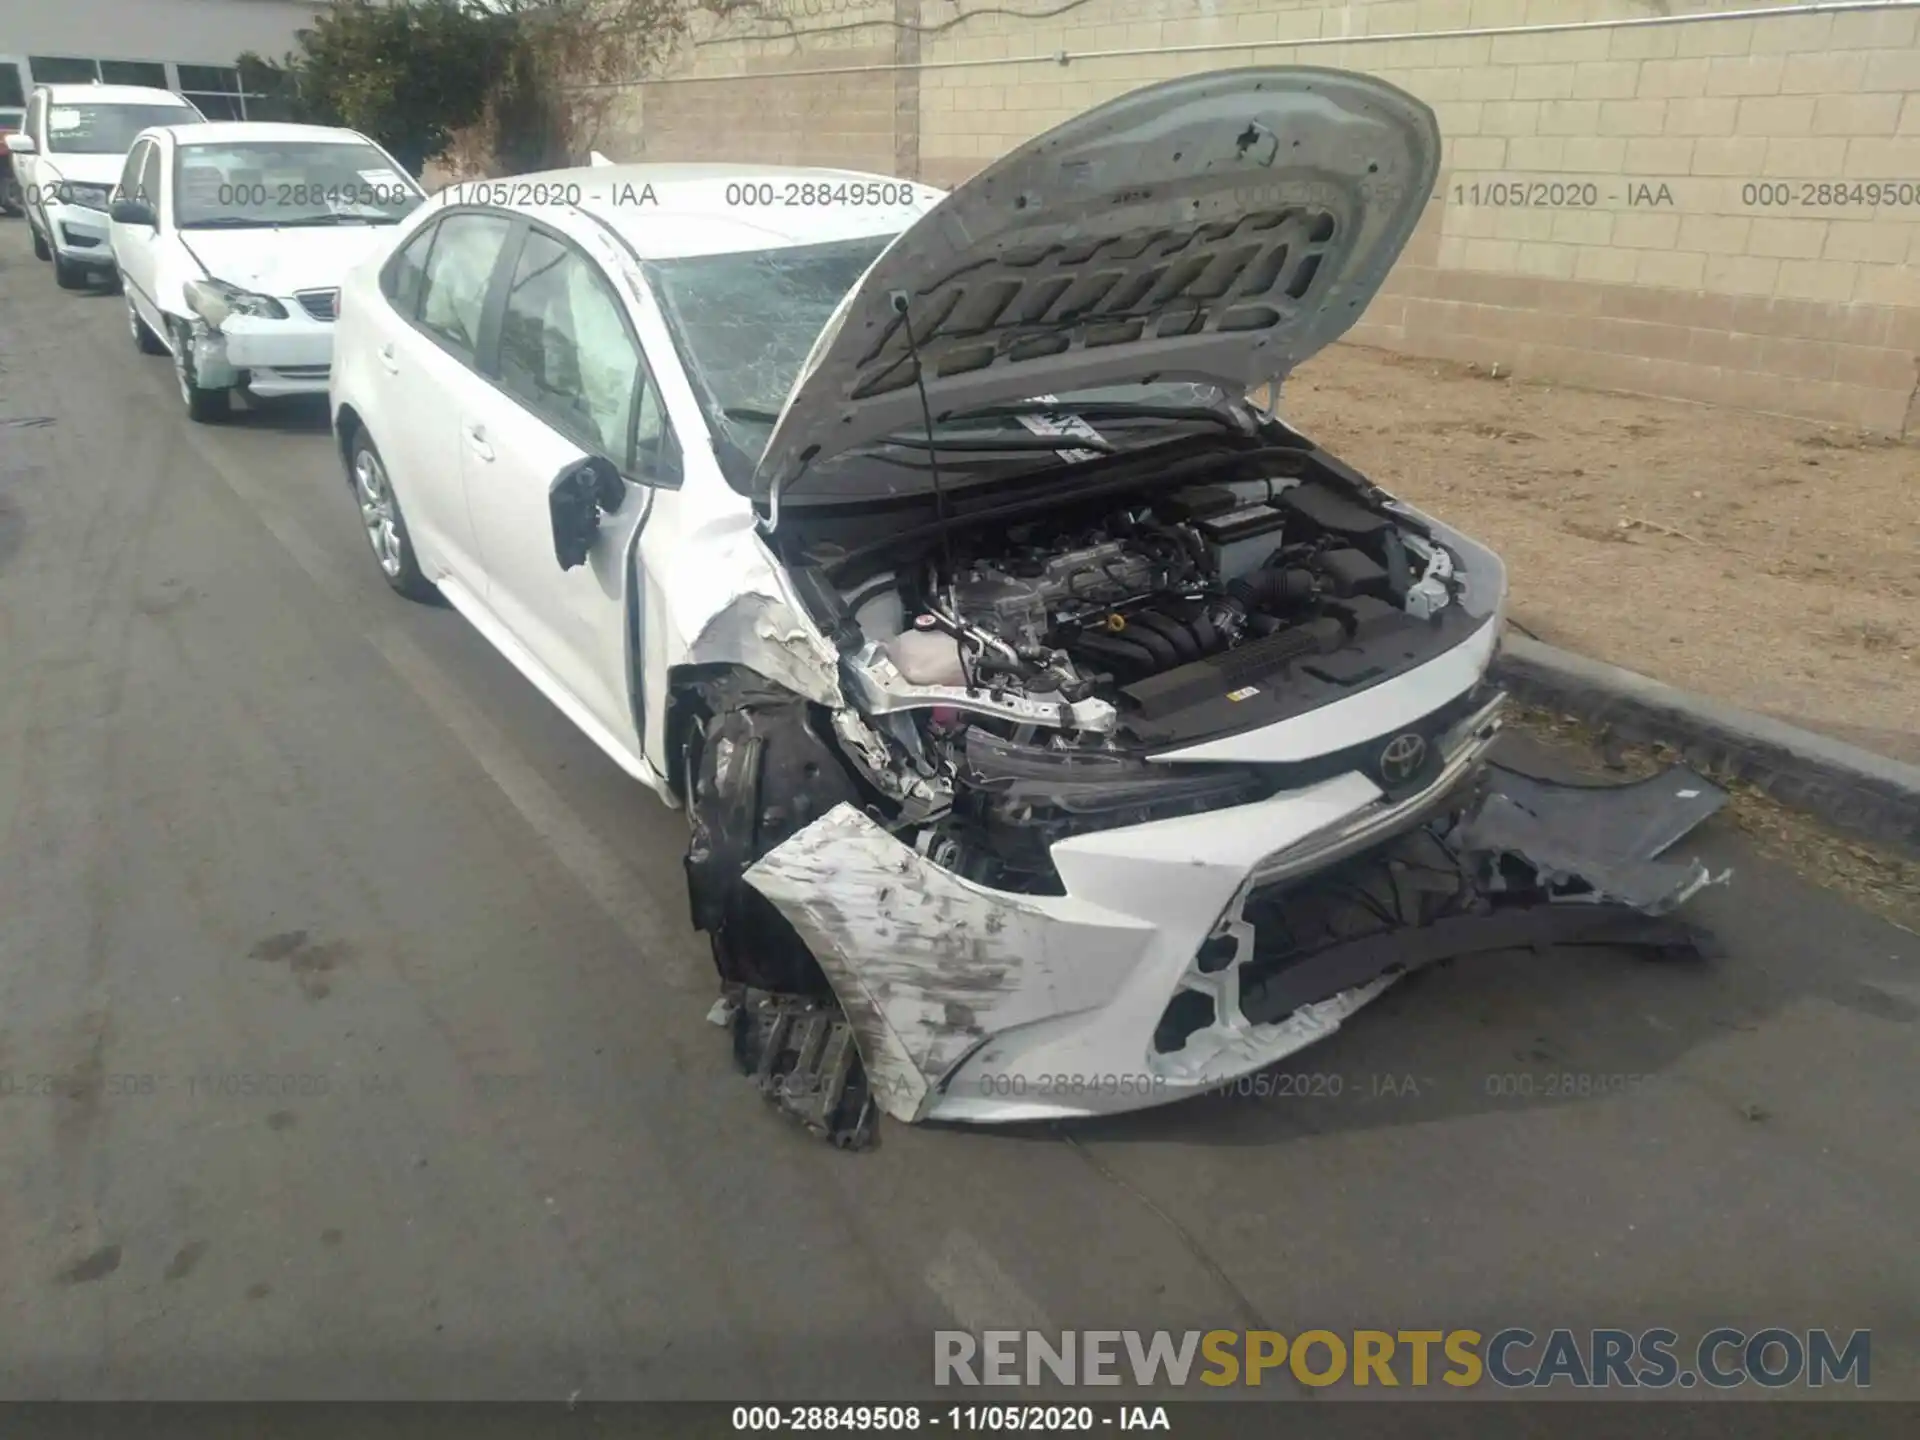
[1377,731,1429,786]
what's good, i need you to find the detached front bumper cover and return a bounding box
[743,702,1730,1136]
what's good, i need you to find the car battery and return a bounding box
[1195,501,1289,578]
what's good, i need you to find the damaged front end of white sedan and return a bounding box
[674,67,1728,1148]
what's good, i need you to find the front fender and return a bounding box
[642,512,843,769]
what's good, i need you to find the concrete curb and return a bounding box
[1492,633,1920,854]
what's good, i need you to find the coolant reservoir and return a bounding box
[888,628,967,687]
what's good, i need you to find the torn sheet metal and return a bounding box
[1459,762,1730,913]
[659,515,844,708]
[685,588,841,707]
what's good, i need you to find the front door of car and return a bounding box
[458,224,674,779]
[378,210,516,587]
[112,138,164,325]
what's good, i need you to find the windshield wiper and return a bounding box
[721,406,784,424]
[870,431,1116,456]
[180,216,279,230]
[274,214,394,227]
[938,400,1247,433]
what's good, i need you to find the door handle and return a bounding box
[464,424,494,462]
[377,343,399,374]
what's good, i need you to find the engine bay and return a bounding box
[837,475,1471,734]
[784,465,1494,892]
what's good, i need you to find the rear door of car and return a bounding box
[370,208,516,587]
[455,218,677,780]
[18,89,47,227]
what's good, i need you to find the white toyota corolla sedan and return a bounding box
[329,68,1725,1147]
[108,120,425,420]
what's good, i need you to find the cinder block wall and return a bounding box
[622,0,1920,433]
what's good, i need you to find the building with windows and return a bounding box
[0,0,326,125]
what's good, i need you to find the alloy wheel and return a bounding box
[353,448,403,578]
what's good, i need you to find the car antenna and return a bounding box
[889,289,955,580]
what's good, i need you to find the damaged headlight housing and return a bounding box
[184,277,288,328]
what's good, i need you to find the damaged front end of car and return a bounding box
[679,496,1730,1150]
[722,681,1726,1147]
[669,66,1730,1148]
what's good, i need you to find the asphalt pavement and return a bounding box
[1,220,1916,1402]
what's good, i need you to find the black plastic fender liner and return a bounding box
[1463,761,1729,913]
[683,680,863,994]
[1234,759,1729,1026]
[1237,903,1715,1026]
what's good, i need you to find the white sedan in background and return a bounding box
[109,120,425,420]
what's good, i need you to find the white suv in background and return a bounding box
[109,120,426,420]
[5,83,200,288]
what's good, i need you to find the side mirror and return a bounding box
[4,133,36,156]
[548,455,626,570]
[110,197,156,227]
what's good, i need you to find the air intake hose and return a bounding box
[1227,566,1316,615]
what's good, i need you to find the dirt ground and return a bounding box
[1283,346,1920,764]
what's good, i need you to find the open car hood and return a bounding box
[752,66,1439,513]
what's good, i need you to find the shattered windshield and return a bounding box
[646,236,1246,499]
[645,235,894,487]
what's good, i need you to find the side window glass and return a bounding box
[630,372,679,483]
[137,142,163,210]
[382,222,436,320]
[497,230,643,467]
[416,213,512,359]
[117,141,147,201]
[633,381,664,463]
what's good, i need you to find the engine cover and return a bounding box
[950,540,1162,649]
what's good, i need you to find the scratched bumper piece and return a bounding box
[745,760,1729,1128]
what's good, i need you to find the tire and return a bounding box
[53,251,88,290]
[347,430,434,601]
[170,321,231,423]
[31,224,51,261]
[126,288,166,354]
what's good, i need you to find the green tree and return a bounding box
[486,0,689,174]
[241,0,690,178]
[239,1,508,174]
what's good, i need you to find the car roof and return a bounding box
[40,84,193,108]
[159,121,381,147]
[443,162,936,260]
